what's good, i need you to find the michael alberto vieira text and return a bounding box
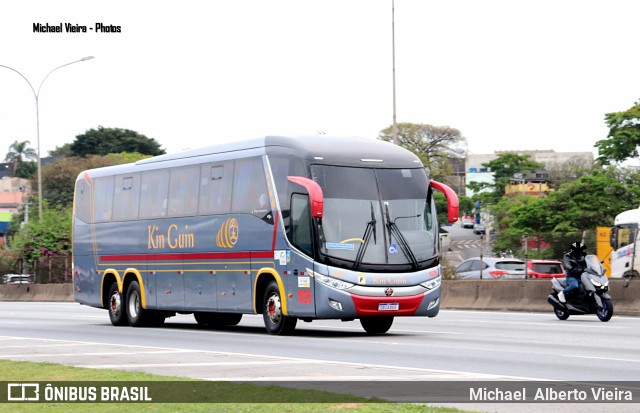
[33,23,121,33]
[470,386,633,402]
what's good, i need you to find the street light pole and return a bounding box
[391,0,398,145]
[0,56,94,218]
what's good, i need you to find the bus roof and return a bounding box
[77,136,426,181]
[135,135,423,168]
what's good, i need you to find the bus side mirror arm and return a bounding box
[430,180,459,223]
[287,176,324,219]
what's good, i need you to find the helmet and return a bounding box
[570,242,587,257]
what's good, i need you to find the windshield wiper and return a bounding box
[353,202,377,270]
[384,203,419,270]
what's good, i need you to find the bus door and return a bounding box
[286,193,317,317]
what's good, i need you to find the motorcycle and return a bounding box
[547,254,613,322]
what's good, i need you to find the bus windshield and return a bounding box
[311,165,437,270]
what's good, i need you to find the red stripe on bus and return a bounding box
[100,250,273,262]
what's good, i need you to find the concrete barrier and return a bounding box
[441,279,640,316]
[1,281,639,316]
[0,284,74,302]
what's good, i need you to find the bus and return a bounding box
[72,136,459,335]
[609,206,640,278]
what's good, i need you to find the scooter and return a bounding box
[547,254,613,322]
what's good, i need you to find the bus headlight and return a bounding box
[316,274,355,290]
[420,276,441,290]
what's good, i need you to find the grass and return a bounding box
[0,360,476,413]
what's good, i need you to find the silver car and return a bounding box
[454,257,526,279]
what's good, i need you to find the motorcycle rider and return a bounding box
[558,242,587,303]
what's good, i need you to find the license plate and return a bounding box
[378,303,399,311]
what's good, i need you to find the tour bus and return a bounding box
[610,206,640,278]
[72,136,459,335]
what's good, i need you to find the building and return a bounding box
[0,177,31,239]
[461,149,594,198]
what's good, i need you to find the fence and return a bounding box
[19,256,72,284]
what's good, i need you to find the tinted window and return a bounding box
[470,260,483,271]
[495,261,525,271]
[456,261,472,272]
[113,174,141,220]
[199,162,233,215]
[74,179,91,223]
[139,170,170,218]
[94,177,114,222]
[232,157,269,216]
[290,194,313,256]
[168,166,200,216]
[532,263,563,273]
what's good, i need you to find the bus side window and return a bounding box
[168,166,199,216]
[199,162,233,215]
[74,180,91,223]
[113,175,141,220]
[94,177,115,222]
[290,194,313,257]
[232,157,269,216]
[139,170,170,218]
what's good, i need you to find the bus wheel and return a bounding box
[263,281,297,335]
[108,283,128,326]
[360,317,394,334]
[194,312,243,326]
[126,280,149,327]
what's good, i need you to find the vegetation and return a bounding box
[378,123,466,182]
[595,99,640,165]
[466,153,543,202]
[3,140,37,179]
[69,126,165,157]
[42,152,150,208]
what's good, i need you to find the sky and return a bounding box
[1,0,639,160]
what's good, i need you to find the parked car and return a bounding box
[454,257,526,279]
[473,224,486,235]
[526,259,564,279]
[461,217,475,229]
[3,274,33,284]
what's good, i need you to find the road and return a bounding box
[1,302,639,412]
[443,220,490,267]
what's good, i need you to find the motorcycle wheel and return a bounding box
[596,299,614,322]
[554,307,569,320]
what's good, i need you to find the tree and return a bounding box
[70,126,165,157]
[595,100,640,164]
[545,156,595,189]
[10,203,72,264]
[48,143,74,159]
[42,153,150,208]
[378,123,466,181]
[471,153,543,201]
[4,140,37,176]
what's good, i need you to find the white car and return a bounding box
[3,274,33,284]
[454,257,526,279]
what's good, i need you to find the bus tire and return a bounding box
[107,282,128,326]
[360,316,394,334]
[194,312,242,326]
[263,280,297,335]
[126,280,150,327]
